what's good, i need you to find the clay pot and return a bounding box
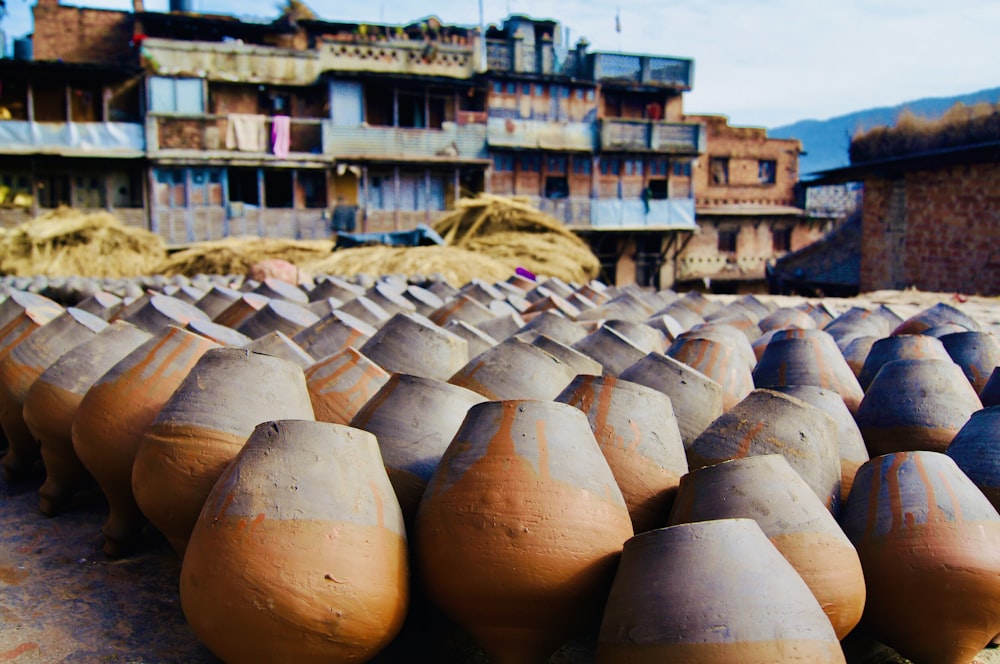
[983,367,1000,407]
[685,323,757,369]
[235,299,320,340]
[306,296,345,318]
[687,389,842,512]
[856,333,951,390]
[132,347,315,554]
[855,358,983,457]
[360,312,468,382]
[666,334,754,411]
[292,309,376,361]
[752,331,865,413]
[121,293,210,333]
[192,285,242,320]
[24,321,152,515]
[449,336,576,401]
[945,406,1000,511]
[459,279,505,304]
[839,451,1000,663]
[892,302,981,335]
[643,313,686,343]
[678,290,721,317]
[251,276,308,305]
[529,333,603,377]
[841,335,879,379]
[416,400,634,664]
[75,290,124,320]
[823,306,892,349]
[401,284,444,317]
[619,352,723,448]
[185,319,251,347]
[556,374,687,533]
[349,373,487,524]
[0,293,64,360]
[305,347,390,425]
[443,320,498,358]
[180,420,407,663]
[668,454,865,638]
[757,306,816,333]
[516,310,587,346]
[428,293,494,328]
[366,281,418,317]
[576,291,654,324]
[771,385,869,504]
[243,331,314,368]
[308,275,364,303]
[572,324,650,378]
[73,326,220,556]
[596,519,844,663]
[653,302,704,330]
[522,293,582,320]
[212,292,270,329]
[940,330,1000,393]
[0,308,108,481]
[475,311,526,342]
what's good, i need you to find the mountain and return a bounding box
[769,86,1000,179]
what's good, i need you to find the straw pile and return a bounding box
[156,236,334,277]
[304,245,513,287]
[434,194,601,284]
[0,207,165,278]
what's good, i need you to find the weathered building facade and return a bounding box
[1,0,811,290]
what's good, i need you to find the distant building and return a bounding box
[0,0,816,290]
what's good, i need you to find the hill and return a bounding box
[769,86,1000,178]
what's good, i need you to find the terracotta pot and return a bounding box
[687,389,842,512]
[668,454,865,638]
[855,358,983,457]
[839,451,1000,663]
[652,302,704,330]
[360,312,468,382]
[459,279,506,304]
[923,322,971,338]
[349,373,486,525]
[666,334,754,412]
[522,293,582,320]
[576,291,654,324]
[771,385,869,504]
[892,301,981,335]
[856,333,951,390]
[305,347,390,425]
[602,320,667,353]
[291,309,376,361]
[73,326,220,557]
[449,336,576,401]
[841,335,879,379]
[799,301,836,328]
[24,321,152,515]
[426,279,460,302]
[752,331,865,413]
[572,324,651,378]
[75,290,124,320]
[945,406,1000,511]
[416,400,633,664]
[235,299,320,340]
[120,293,210,333]
[685,323,757,369]
[516,310,587,346]
[180,420,407,663]
[243,331,314,368]
[529,333,603,377]
[132,347,315,555]
[940,330,1000,394]
[192,285,242,320]
[701,308,762,341]
[596,519,844,663]
[757,306,817,333]
[185,319,251,347]
[212,292,270,329]
[365,281,418,318]
[398,284,443,317]
[428,293,495,328]
[678,290,721,317]
[619,352,723,448]
[556,374,687,533]
[251,276,308,305]
[0,293,64,360]
[0,308,108,481]
[443,320,498,358]
[643,313,686,343]
[983,367,1000,407]
[823,306,893,349]
[306,296,345,318]
[308,275,364,303]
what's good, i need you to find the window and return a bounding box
[574,89,583,100]
[493,82,503,94]
[600,158,620,176]
[519,154,541,173]
[300,170,327,208]
[672,160,691,177]
[522,83,531,96]
[544,177,568,199]
[493,154,514,172]
[572,156,592,175]
[759,159,777,185]
[546,155,567,175]
[647,179,668,199]
[149,77,204,114]
[534,84,545,96]
[586,89,595,101]
[773,227,792,252]
[506,82,516,95]
[709,157,729,185]
[718,228,738,253]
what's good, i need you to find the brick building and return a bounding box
[0,0,816,290]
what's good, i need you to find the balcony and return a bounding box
[0,121,144,157]
[599,119,704,155]
[587,52,693,90]
[140,36,476,86]
[148,114,325,161]
[486,117,595,151]
[587,199,696,229]
[322,122,487,161]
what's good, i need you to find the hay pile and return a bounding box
[434,194,601,284]
[304,245,513,287]
[157,236,334,277]
[0,207,165,278]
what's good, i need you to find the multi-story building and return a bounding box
[1,0,819,290]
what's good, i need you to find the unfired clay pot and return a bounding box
[983,367,1000,407]
[529,333,603,377]
[121,293,210,333]
[572,324,651,378]
[243,330,314,368]
[180,420,408,663]
[668,454,865,638]
[360,312,468,382]
[185,319,251,347]
[0,308,108,481]
[24,321,152,515]
[449,335,577,401]
[855,358,983,457]
[596,519,844,663]
[349,373,487,524]
[892,302,981,335]
[839,451,1000,663]
[945,406,1000,512]
[131,347,315,554]
[516,310,587,346]
[856,333,951,390]
[212,292,270,329]
[757,306,817,333]
[292,309,376,360]
[940,330,1000,393]
[428,293,494,328]
[666,333,753,411]
[686,389,842,512]
[556,374,688,533]
[235,299,320,340]
[416,400,634,664]
[73,326,220,557]
[305,347,390,425]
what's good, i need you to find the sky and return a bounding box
[2,0,999,128]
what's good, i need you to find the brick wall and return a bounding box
[32,1,135,64]
[860,163,1000,295]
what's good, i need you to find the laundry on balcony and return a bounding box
[225,114,267,152]
[271,115,291,158]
